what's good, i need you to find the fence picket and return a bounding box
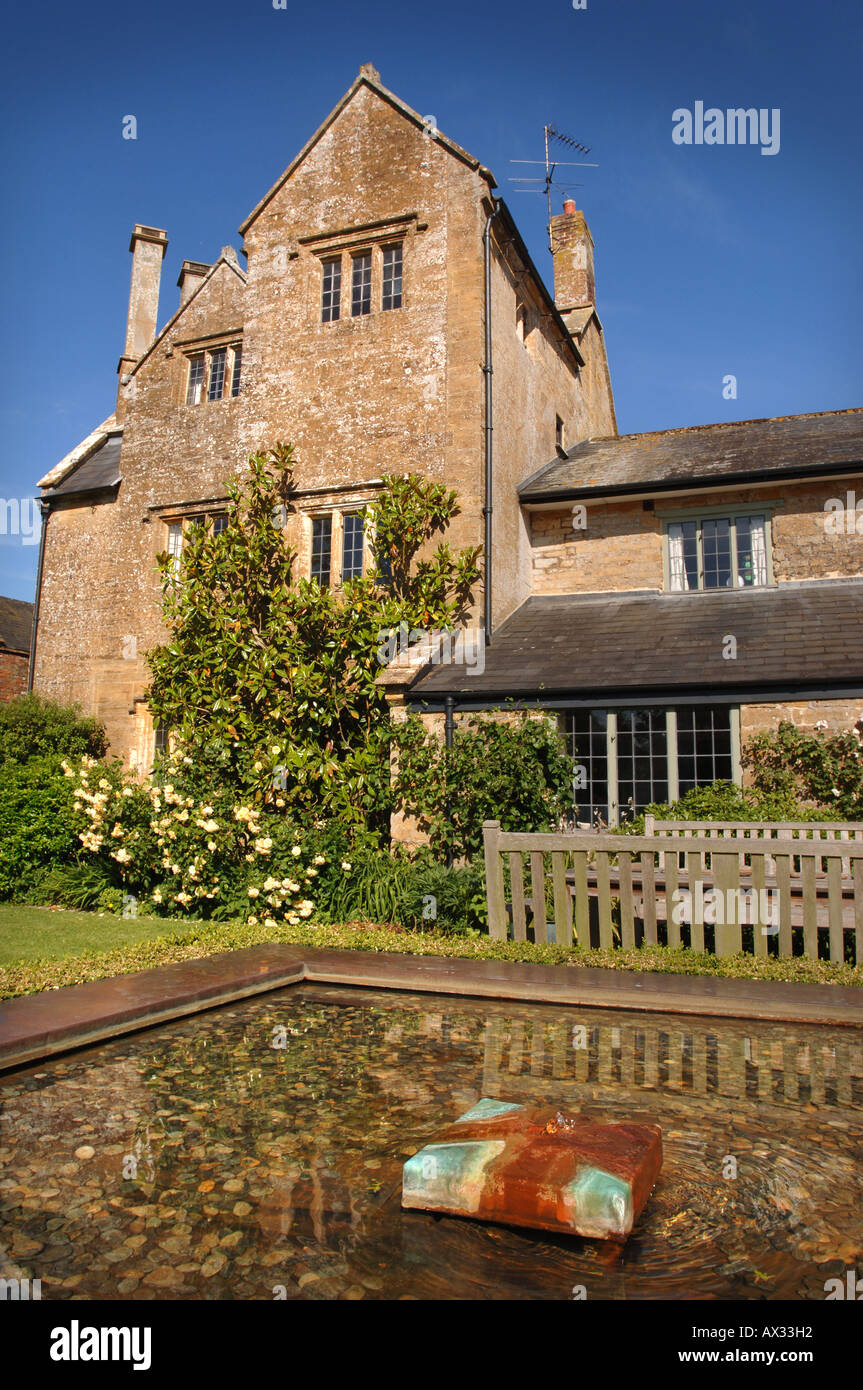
[509,851,526,941]
[826,856,844,963]
[640,851,657,943]
[596,850,614,949]
[529,851,547,945]
[618,851,635,948]
[552,851,572,947]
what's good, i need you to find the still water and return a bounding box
[1,984,861,1300]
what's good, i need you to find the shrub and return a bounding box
[37,862,116,911]
[62,753,328,926]
[0,756,80,899]
[317,847,488,934]
[400,859,487,934]
[615,779,847,835]
[393,712,573,861]
[742,720,863,819]
[0,694,107,765]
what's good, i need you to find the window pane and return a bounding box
[735,514,767,587]
[676,706,732,794]
[208,348,226,401]
[166,523,183,577]
[212,514,228,536]
[311,517,332,587]
[667,521,698,591]
[382,243,403,311]
[322,258,341,322]
[230,347,242,397]
[186,355,205,405]
[701,518,732,589]
[352,252,372,316]
[342,513,364,580]
[616,708,668,814]
[568,710,608,826]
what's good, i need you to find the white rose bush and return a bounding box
[61,751,328,925]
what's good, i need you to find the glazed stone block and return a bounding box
[402,1098,662,1240]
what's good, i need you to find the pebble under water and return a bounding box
[1,983,861,1300]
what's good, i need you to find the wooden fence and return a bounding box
[482,819,863,964]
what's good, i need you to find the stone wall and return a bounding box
[529,475,863,594]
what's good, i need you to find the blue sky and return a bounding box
[1,0,860,600]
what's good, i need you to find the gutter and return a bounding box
[27,498,51,692]
[404,679,863,714]
[482,198,500,644]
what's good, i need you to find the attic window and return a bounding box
[185,344,241,404]
[382,243,403,310]
[322,257,341,322]
[186,355,205,405]
[208,348,227,401]
[351,252,372,317]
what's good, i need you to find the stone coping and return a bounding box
[0,945,861,1072]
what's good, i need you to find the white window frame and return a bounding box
[660,502,774,592]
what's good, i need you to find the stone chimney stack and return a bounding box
[549,199,595,316]
[118,225,168,384]
[177,259,211,306]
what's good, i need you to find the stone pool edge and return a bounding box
[1,944,861,1072]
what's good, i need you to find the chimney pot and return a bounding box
[562,198,577,215]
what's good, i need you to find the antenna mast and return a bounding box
[508,124,597,251]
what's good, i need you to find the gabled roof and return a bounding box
[124,248,246,381]
[408,580,863,703]
[238,64,495,237]
[518,408,863,502]
[0,595,34,655]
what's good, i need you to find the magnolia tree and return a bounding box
[145,444,481,830]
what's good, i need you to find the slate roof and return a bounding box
[44,431,122,499]
[407,580,863,703]
[0,595,34,654]
[519,409,863,502]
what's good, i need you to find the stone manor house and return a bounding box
[31,65,863,825]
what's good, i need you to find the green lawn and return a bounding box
[0,904,860,999]
[0,904,196,967]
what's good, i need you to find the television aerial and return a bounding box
[508,124,598,249]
